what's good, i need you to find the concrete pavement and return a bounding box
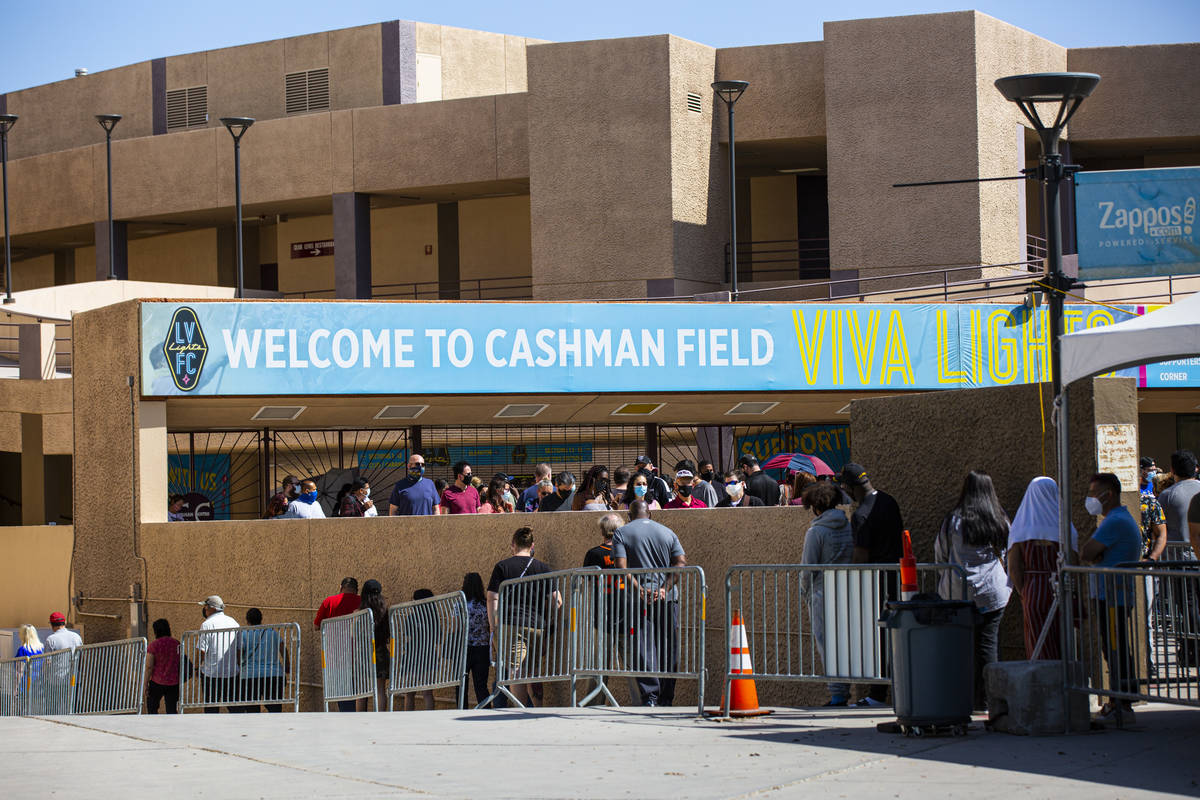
[2,705,1198,798]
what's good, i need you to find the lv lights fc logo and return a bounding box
[163,307,208,391]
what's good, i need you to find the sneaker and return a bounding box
[823,696,848,707]
[854,697,889,708]
[1097,702,1135,726]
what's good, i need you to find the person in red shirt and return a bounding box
[664,469,707,509]
[314,577,361,629]
[442,461,481,514]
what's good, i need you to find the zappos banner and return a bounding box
[1075,167,1200,280]
[141,301,1149,397]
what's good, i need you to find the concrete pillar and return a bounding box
[94,220,128,281]
[333,192,372,299]
[19,413,45,525]
[19,323,55,380]
[139,401,168,524]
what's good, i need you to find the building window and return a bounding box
[285,68,330,114]
[166,86,208,130]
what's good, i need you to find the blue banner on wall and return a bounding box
[140,300,1155,397]
[1075,167,1200,280]
[167,453,231,520]
[736,425,852,472]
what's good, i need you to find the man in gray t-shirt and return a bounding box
[612,501,687,706]
[1160,451,1200,545]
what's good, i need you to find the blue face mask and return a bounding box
[298,490,318,504]
[634,484,648,498]
[409,466,425,478]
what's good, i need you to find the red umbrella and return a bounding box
[762,452,835,477]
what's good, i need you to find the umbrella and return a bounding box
[761,452,834,477]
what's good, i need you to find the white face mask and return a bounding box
[726,483,744,500]
[363,488,371,499]
[1084,495,1105,516]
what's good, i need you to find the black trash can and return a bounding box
[880,595,976,730]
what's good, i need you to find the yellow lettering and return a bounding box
[880,311,914,385]
[816,430,832,453]
[1023,308,1051,383]
[936,310,968,385]
[830,309,844,385]
[971,310,983,385]
[1064,309,1085,335]
[987,310,1017,384]
[847,310,881,385]
[791,309,827,385]
[1087,310,1117,375]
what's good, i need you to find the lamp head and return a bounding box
[0,114,17,135]
[220,116,256,141]
[711,80,749,106]
[95,114,123,133]
[994,72,1100,137]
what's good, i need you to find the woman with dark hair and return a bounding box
[145,618,181,713]
[618,471,661,511]
[462,572,491,707]
[480,476,514,513]
[935,470,1012,709]
[338,479,374,517]
[573,464,612,511]
[359,579,390,710]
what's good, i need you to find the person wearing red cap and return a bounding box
[45,612,82,653]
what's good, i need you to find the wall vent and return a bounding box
[686,92,703,114]
[611,402,664,416]
[494,403,548,419]
[374,404,428,420]
[166,86,208,130]
[725,401,779,416]
[251,405,306,421]
[286,68,330,115]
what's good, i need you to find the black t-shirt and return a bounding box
[716,495,765,508]
[583,542,615,568]
[851,490,905,562]
[488,555,554,627]
[745,471,780,506]
[582,541,625,626]
[538,490,574,512]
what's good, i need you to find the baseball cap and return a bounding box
[738,453,758,467]
[198,595,225,611]
[838,463,870,487]
[675,469,694,479]
[635,455,653,465]
[1139,457,1155,469]
[49,612,66,625]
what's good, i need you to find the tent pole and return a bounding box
[1055,385,1074,732]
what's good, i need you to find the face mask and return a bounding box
[596,479,610,495]
[676,484,693,498]
[298,490,318,504]
[1084,495,1105,516]
[700,470,714,483]
[1145,471,1157,483]
[362,488,371,499]
[634,484,648,498]
[727,483,744,500]
[408,466,424,478]
[559,488,572,499]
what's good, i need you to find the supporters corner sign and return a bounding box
[140,300,1166,397]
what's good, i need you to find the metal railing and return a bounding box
[0,320,74,375]
[724,238,831,281]
[67,638,147,715]
[1064,564,1199,716]
[572,566,707,715]
[321,609,377,711]
[25,649,75,715]
[282,275,534,301]
[722,564,967,710]
[387,591,469,711]
[178,623,300,712]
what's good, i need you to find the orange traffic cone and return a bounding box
[708,610,773,718]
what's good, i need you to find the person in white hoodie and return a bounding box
[800,481,855,706]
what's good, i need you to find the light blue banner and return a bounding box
[141,301,1148,397]
[1075,167,1200,280]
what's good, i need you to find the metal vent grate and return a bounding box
[611,402,664,416]
[494,403,548,419]
[251,405,306,421]
[166,86,208,130]
[374,404,428,420]
[686,92,702,113]
[286,68,330,115]
[725,401,779,416]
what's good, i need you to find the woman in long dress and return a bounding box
[1007,477,1077,659]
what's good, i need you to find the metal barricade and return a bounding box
[0,657,28,717]
[26,649,76,715]
[572,566,707,715]
[1066,564,1199,709]
[178,623,301,712]
[71,638,147,715]
[723,563,968,709]
[480,568,581,709]
[321,609,377,711]
[1163,542,1196,561]
[387,591,469,711]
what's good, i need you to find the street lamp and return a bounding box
[219,116,255,299]
[712,80,749,300]
[0,113,17,304]
[95,114,123,281]
[994,72,1099,401]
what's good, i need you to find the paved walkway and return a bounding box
[3,705,1198,798]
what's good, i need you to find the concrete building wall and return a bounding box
[750,176,799,242]
[714,42,826,142]
[414,24,544,100]
[0,525,73,628]
[12,254,55,291]
[1068,44,1200,141]
[370,204,440,289]
[128,229,220,285]
[276,215,335,295]
[458,195,532,283]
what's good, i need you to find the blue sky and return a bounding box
[2,0,1197,94]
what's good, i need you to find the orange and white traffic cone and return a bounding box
[708,610,773,718]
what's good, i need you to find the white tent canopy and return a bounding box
[1060,290,1200,386]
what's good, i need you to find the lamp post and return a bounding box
[95,114,123,280]
[712,80,749,300]
[219,117,255,299]
[0,113,17,304]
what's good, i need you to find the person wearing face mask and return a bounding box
[538,472,576,512]
[389,454,440,516]
[1138,457,1167,561]
[716,471,764,507]
[1080,472,1142,725]
[675,459,717,508]
[698,460,727,505]
[665,470,707,508]
[278,479,326,518]
[264,475,300,518]
[574,465,613,511]
[442,461,482,514]
[619,472,661,511]
[338,479,374,517]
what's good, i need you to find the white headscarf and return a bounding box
[1008,476,1078,548]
